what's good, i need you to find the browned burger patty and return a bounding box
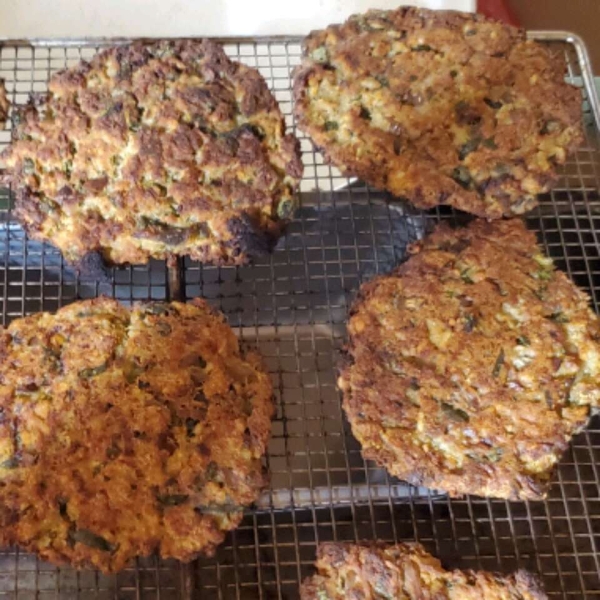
[1,40,302,265]
[0,298,273,572]
[293,7,583,218]
[301,542,547,600]
[339,219,600,500]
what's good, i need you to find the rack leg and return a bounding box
[167,257,186,302]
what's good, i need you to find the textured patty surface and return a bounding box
[0,298,273,572]
[340,219,600,500]
[301,542,546,600]
[293,7,582,218]
[2,39,302,265]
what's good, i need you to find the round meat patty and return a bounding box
[301,542,546,600]
[339,219,600,500]
[293,7,583,218]
[0,298,273,572]
[2,39,302,265]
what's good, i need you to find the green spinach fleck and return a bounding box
[441,402,470,423]
[70,529,114,552]
[492,349,505,378]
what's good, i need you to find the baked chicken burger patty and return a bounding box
[340,219,600,500]
[293,7,582,218]
[2,39,302,266]
[0,298,273,572]
[301,542,547,600]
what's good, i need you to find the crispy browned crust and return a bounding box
[301,542,547,600]
[2,40,302,265]
[339,219,600,500]
[0,298,273,572]
[293,7,583,218]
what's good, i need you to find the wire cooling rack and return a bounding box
[0,33,599,600]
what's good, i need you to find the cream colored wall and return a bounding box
[0,0,474,38]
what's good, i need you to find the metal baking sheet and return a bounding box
[0,33,598,599]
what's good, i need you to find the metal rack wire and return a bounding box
[0,33,598,599]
